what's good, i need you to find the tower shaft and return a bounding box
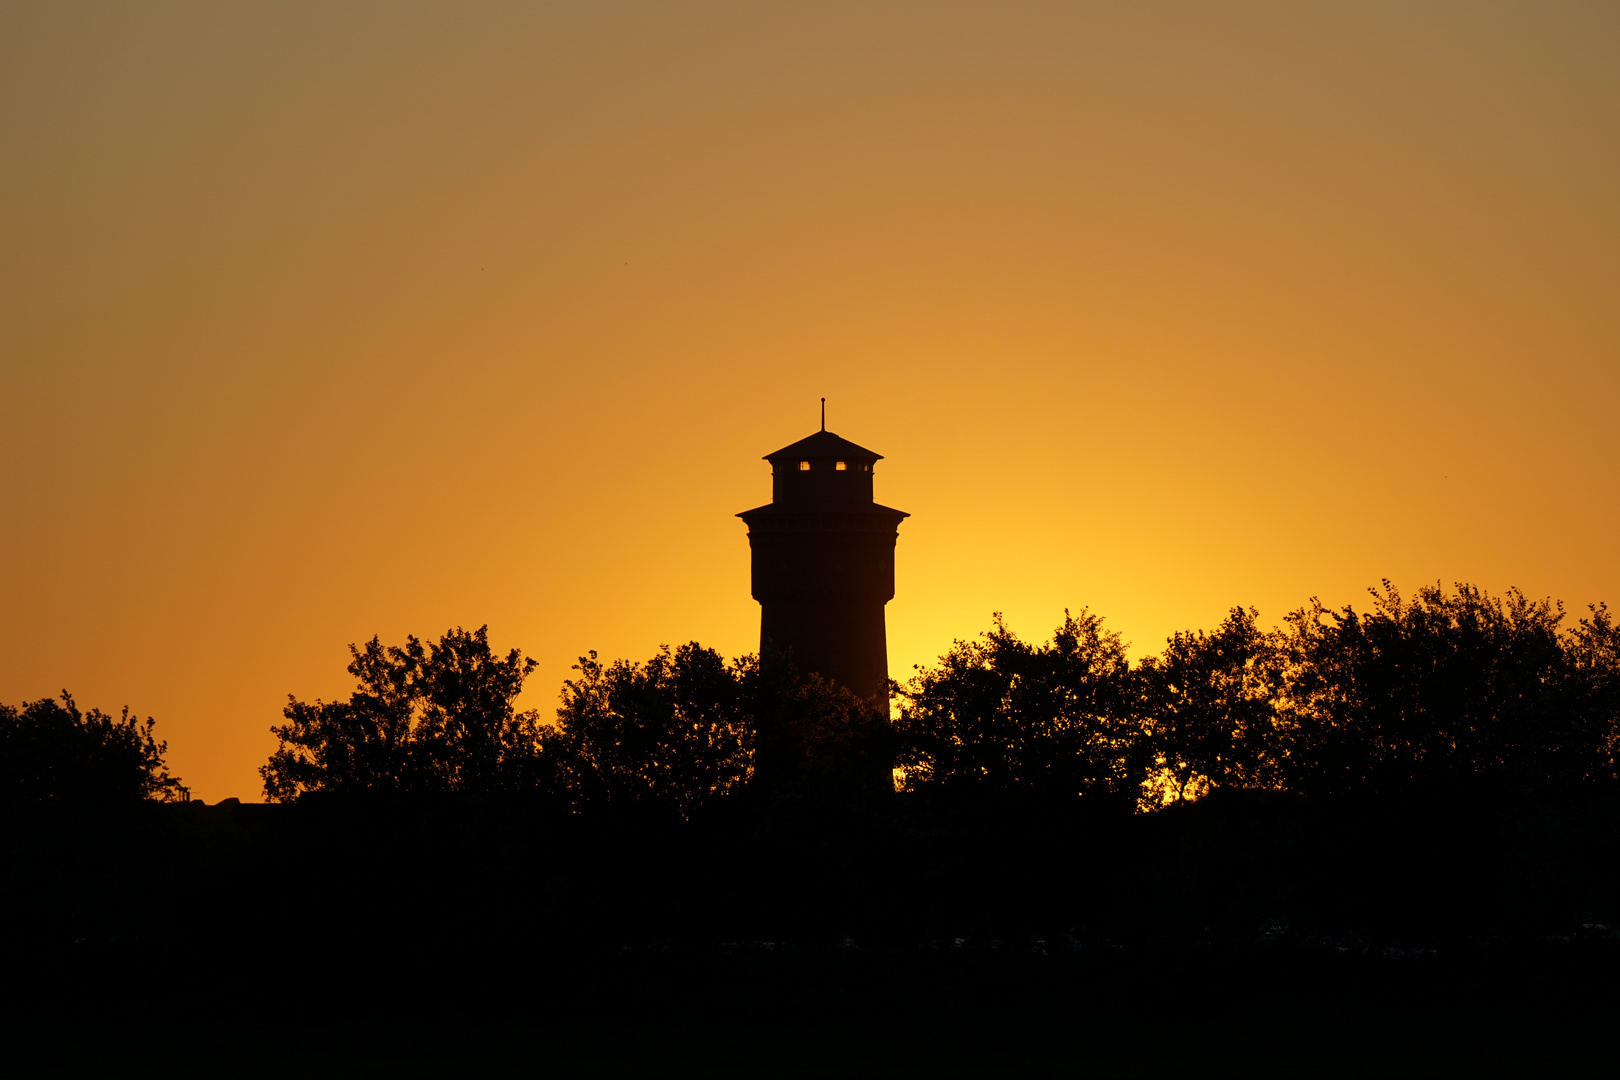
[747,509,900,703]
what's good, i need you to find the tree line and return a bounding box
[5,581,1618,810]
[260,626,890,809]
[903,583,1620,807]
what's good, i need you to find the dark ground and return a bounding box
[5,788,1618,1077]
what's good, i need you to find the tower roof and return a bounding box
[763,429,882,463]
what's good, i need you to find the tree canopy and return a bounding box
[895,583,1620,808]
[0,692,186,804]
[1272,582,1615,795]
[544,643,752,814]
[262,633,888,812]
[894,610,1139,803]
[261,625,547,800]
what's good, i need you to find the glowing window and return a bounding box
[798,461,810,471]
[836,461,847,471]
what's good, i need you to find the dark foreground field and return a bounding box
[11,947,1620,1078]
[6,788,1618,1077]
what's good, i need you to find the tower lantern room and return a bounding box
[766,430,880,508]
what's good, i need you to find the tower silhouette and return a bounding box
[738,414,908,705]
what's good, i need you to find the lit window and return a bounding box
[835,461,847,471]
[799,461,810,471]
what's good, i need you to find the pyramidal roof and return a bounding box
[763,429,882,462]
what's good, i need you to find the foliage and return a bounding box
[749,661,894,798]
[1273,582,1605,795]
[0,692,187,803]
[254,581,1620,813]
[261,626,545,801]
[261,633,887,813]
[1559,601,1620,776]
[894,610,1140,802]
[897,583,1620,810]
[545,643,752,815]
[1136,606,1283,805]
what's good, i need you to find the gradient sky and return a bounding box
[3,2,1617,800]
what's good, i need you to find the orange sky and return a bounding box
[3,2,1617,800]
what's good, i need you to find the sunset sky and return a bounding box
[3,2,1617,800]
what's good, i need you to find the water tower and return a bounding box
[737,412,908,704]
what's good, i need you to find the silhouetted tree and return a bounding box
[0,692,187,803]
[748,656,894,797]
[261,626,545,801]
[1563,602,1620,775]
[877,583,1620,811]
[894,610,1141,803]
[1273,582,1599,795]
[1136,606,1284,805]
[546,643,751,815]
